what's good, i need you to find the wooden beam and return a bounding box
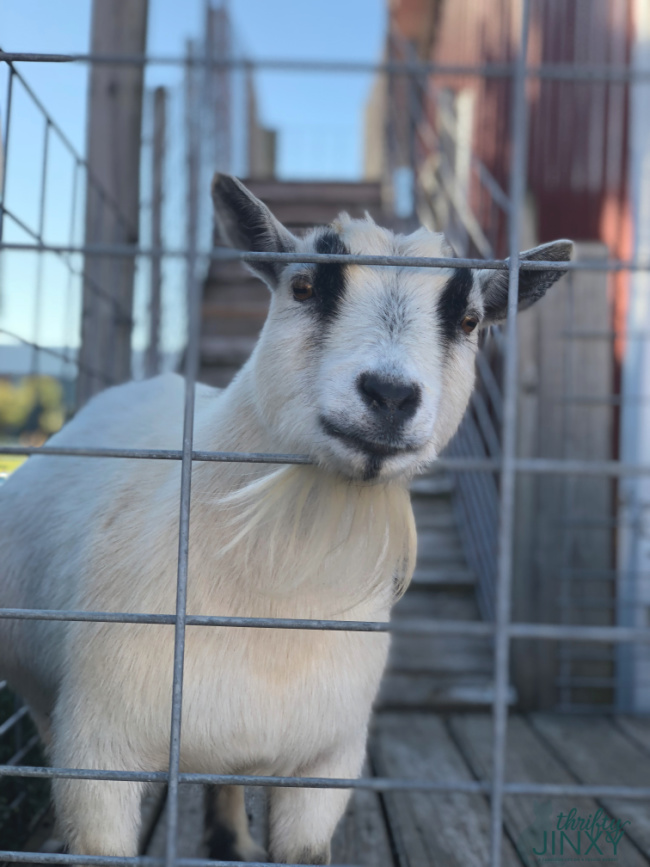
[77,0,148,406]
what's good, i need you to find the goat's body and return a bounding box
[0,369,411,861]
[0,173,571,863]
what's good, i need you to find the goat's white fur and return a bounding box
[0,176,571,864]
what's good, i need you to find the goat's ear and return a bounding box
[479,239,573,324]
[211,173,297,289]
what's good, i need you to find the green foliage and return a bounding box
[0,376,66,440]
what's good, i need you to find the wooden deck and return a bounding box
[140,713,650,866]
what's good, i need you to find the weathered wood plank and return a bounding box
[244,180,383,206]
[331,763,395,866]
[409,505,456,531]
[377,674,515,710]
[410,475,454,497]
[255,203,382,227]
[416,531,465,564]
[146,783,207,859]
[77,0,147,405]
[410,567,476,587]
[146,784,269,860]
[616,716,650,757]
[393,588,479,621]
[388,634,492,675]
[450,714,649,866]
[370,713,522,866]
[531,714,650,857]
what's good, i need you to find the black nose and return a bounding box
[358,373,421,421]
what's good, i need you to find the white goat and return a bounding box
[0,175,571,864]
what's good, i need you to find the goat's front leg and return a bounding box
[268,748,364,866]
[53,776,144,858]
[52,701,145,858]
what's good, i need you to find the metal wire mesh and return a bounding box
[1,1,650,864]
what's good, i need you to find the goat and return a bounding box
[0,174,571,864]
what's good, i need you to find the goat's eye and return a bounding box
[292,278,314,302]
[461,315,479,335]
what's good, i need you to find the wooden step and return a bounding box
[202,302,269,321]
[257,202,383,228]
[203,283,269,309]
[377,674,516,710]
[417,529,464,562]
[410,473,455,497]
[200,336,256,366]
[410,566,476,587]
[393,587,480,621]
[244,179,382,206]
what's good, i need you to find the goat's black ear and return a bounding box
[211,174,297,289]
[479,239,573,324]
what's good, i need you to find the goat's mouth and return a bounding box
[319,417,416,459]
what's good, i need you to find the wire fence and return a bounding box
[1,1,650,864]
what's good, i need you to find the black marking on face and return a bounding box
[436,267,474,344]
[309,230,349,324]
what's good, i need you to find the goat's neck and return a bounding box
[190,364,417,618]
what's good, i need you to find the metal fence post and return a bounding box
[490,1,531,864]
[164,39,202,867]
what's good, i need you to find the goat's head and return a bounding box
[212,174,572,482]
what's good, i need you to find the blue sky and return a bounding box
[0,0,386,355]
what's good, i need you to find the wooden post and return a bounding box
[77,0,148,407]
[146,87,166,379]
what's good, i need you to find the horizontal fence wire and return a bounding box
[0,609,646,642]
[0,765,649,800]
[3,52,650,82]
[2,243,650,271]
[2,445,650,477]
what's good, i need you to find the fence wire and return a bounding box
[1,4,650,866]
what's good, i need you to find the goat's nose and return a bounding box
[358,373,421,420]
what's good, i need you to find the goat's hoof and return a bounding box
[206,825,268,863]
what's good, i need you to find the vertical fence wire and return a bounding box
[164,44,202,867]
[0,67,14,245]
[490,1,531,863]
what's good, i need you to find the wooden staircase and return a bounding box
[379,471,513,711]
[199,179,505,711]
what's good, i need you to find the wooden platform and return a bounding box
[140,713,650,866]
